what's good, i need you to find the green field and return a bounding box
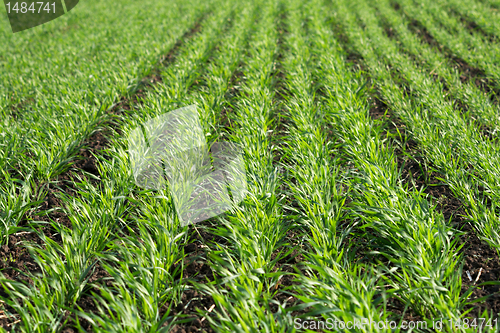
[2,0,500,331]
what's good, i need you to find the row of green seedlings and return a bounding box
[0,0,210,247]
[358,0,500,266]
[113,0,265,329]
[428,0,500,40]
[195,0,297,331]
[60,1,261,331]
[0,0,183,114]
[0,0,208,181]
[396,0,500,91]
[384,0,500,246]
[0,0,241,330]
[277,0,392,331]
[334,0,500,328]
[282,0,467,331]
[367,0,500,134]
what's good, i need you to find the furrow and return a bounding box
[395,0,500,94]
[370,0,500,135]
[0,1,237,330]
[193,0,296,331]
[330,0,469,326]
[334,0,500,325]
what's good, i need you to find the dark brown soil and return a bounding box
[326,9,430,323]
[459,222,500,320]
[0,128,112,330]
[333,6,498,324]
[405,17,500,101]
[451,8,498,44]
[370,95,500,321]
[0,14,209,332]
[377,15,500,319]
[0,232,42,331]
[365,95,428,323]
[168,224,221,333]
[58,15,219,332]
[60,264,113,332]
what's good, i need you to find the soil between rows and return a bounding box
[403,13,500,102]
[3,3,500,332]
[0,16,211,331]
[370,95,500,320]
[333,0,500,315]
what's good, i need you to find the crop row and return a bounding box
[2,0,500,331]
[1,0,242,330]
[0,0,210,246]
